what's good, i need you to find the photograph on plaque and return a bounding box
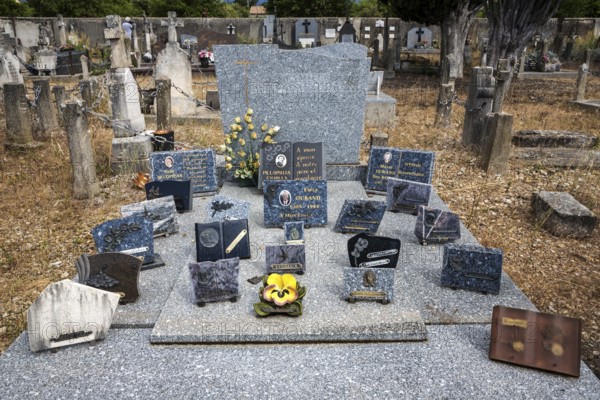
[365,147,401,193]
[334,200,387,234]
[386,178,432,215]
[489,305,582,377]
[440,244,503,294]
[347,233,400,269]
[263,180,327,227]
[259,142,325,188]
[150,149,217,194]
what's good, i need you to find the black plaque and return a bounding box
[386,178,432,215]
[195,219,250,262]
[145,179,193,213]
[195,221,223,262]
[414,206,461,245]
[292,142,324,180]
[347,233,401,268]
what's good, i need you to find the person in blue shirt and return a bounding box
[122,17,133,39]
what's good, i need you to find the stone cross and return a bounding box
[38,22,50,49]
[161,11,183,44]
[104,15,130,68]
[235,50,258,106]
[302,19,311,34]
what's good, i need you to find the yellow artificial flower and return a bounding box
[225,138,232,144]
[238,150,246,157]
[253,161,260,169]
[235,124,243,132]
[250,132,257,140]
[225,156,232,162]
[255,152,260,159]
[246,108,253,116]
[267,128,274,135]
[231,133,238,140]
[244,115,252,123]
[239,139,246,146]
[261,123,268,132]
[234,117,241,124]
[273,126,280,133]
[218,144,227,153]
[225,163,233,170]
[262,274,298,306]
[264,135,272,143]
[248,123,254,131]
[239,161,246,168]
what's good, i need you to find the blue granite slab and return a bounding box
[121,195,179,237]
[414,206,461,245]
[397,149,435,184]
[343,267,395,304]
[188,258,241,306]
[150,149,217,194]
[214,44,370,164]
[284,221,305,244]
[333,200,387,234]
[386,178,432,215]
[265,244,306,274]
[365,147,401,193]
[92,216,154,264]
[206,195,250,222]
[263,180,327,227]
[441,244,503,294]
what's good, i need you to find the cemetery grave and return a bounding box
[0,28,600,396]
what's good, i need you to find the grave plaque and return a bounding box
[334,200,387,234]
[347,233,401,269]
[75,253,142,304]
[206,195,250,222]
[441,244,503,294]
[265,245,306,274]
[27,280,120,352]
[263,180,328,227]
[92,216,157,266]
[150,149,217,194]
[258,142,324,188]
[365,147,401,193]
[145,180,193,212]
[189,258,241,306]
[284,221,305,244]
[343,267,395,304]
[195,219,251,262]
[121,195,179,237]
[386,178,432,215]
[414,206,461,245]
[489,306,582,377]
[397,150,435,184]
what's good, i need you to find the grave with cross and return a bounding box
[227,24,236,35]
[161,11,183,45]
[295,18,318,48]
[104,15,131,68]
[407,27,432,49]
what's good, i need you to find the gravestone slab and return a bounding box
[512,130,599,149]
[305,43,368,59]
[347,233,401,269]
[27,280,120,352]
[92,215,155,265]
[265,245,306,274]
[407,27,432,49]
[195,219,251,262]
[75,253,142,304]
[333,200,387,234]
[206,195,250,222]
[397,150,435,184]
[150,150,217,194]
[386,178,432,215]
[121,195,179,237]
[531,191,597,238]
[263,180,328,227]
[215,44,370,164]
[189,258,241,306]
[0,48,24,85]
[284,221,305,244]
[145,180,193,212]
[414,206,461,245]
[365,147,401,193]
[108,68,146,133]
[155,43,195,116]
[367,71,383,95]
[441,244,503,294]
[344,267,395,304]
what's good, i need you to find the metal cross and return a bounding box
[235,50,258,106]
[302,19,311,34]
[416,27,425,42]
[161,11,183,44]
[228,24,235,35]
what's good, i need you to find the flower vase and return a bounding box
[200,58,209,68]
[232,173,258,187]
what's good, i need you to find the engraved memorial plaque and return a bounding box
[92,216,157,267]
[150,149,217,194]
[397,149,435,184]
[365,147,401,193]
[263,180,327,227]
[284,221,305,244]
[414,205,461,245]
[441,244,503,294]
[347,233,401,268]
[489,306,582,377]
[265,245,306,274]
[195,219,250,262]
[386,178,432,215]
[206,195,249,222]
[145,179,193,213]
[334,200,387,234]
[343,267,395,304]
[259,141,324,188]
[189,258,241,306]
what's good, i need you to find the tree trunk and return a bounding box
[440,1,482,77]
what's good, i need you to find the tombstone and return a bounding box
[195,219,251,262]
[107,67,146,134]
[338,18,357,43]
[333,200,387,234]
[206,195,250,222]
[227,24,236,35]
[155,12,195,117]
[189,258,241,306]
[414,206,461,245]
[110,135,153,175]
[32,78,58,132]
[0,47,24,86]
[258,141,325,188]
[57,14,67,47]
[284,221,305,244]
[365,147,401,193]
[32,22,57,76]
[263,180,328,227]
[104,15,130,69]
[27,280,120,352]
[325,28,336,40]
[3,83,40,149]
[386,178,432,215]
[295,18,318,48]
[397,149,436,184]
[367,71,383,95]
[150,149,218,194]
[344,267,395,304]
[265,245,306,274]
[121,195,180,237]
[462,67,495,147]
[531,191,597,238]
[348,233,401,269]
[440,243,503,294]
[372,37,380,68]
[263,15,275,43]
[75,253,142,304]
[145,179,193,212]
[215,44,370,165]
[92,215,164,269]
[407,27,432,49]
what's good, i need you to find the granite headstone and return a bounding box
[441,244,503,294]
[334,200,387,234]
[150,149,217,194]
[145,179,193,212]
[365,147,401,193]
[343,267,395,304]
[386,178,432,215]
[188,258,241,306]
[414,206,461,245]
[206,195,250,222]
[263,180,328,227]
[121,195,179,237]
[265,245,306,274]
[347,233,401,269]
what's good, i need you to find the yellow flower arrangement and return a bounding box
[254,273,307,317]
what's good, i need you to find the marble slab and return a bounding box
[441,244,503,295]
[92,215,154,264]
[343,267,396,304]
[386,178,432,215]
[414,206,461,245]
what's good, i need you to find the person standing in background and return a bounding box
[122,16,133,53]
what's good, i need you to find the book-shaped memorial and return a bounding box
[258,142,324,188]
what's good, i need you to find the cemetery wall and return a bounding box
[0,17,598,54]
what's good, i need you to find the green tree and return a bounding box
[556,0,600,17]
[26,0,142,17]
[353,0,389,17]
[264,0,353,17]
[0,0,34,17]
[147,0,228,17]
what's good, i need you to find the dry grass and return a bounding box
[0,69,599,378]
